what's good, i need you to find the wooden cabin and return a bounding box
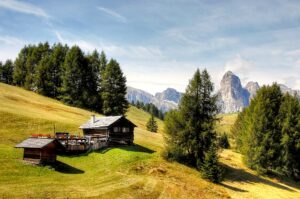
[79,115,136,148]
[15,138,62,164]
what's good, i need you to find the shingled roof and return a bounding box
[15,138,55,149]
[79,116,136,129]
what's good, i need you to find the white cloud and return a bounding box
[0,0,49,18]
[97,6,127,23]
[224,54,252,75]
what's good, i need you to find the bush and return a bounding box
[219,133,230,149]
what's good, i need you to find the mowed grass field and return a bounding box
[0,83,228,199]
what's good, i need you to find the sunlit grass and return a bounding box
[0,83,228,199]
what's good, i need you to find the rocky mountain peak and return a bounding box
[245,81,260,99]
[219,71,249,113]
[155,88,182,104]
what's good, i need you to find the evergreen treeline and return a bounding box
[131,100,164,120]
[0,42,128,115]
[163,69,223,183]
[232,83,300,180]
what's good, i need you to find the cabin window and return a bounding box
[122,127,129,133]
[113,127,120,132]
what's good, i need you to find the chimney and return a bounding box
[91,115,96,123]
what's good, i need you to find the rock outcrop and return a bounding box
[155,88,182,104]
[218,71,249,113]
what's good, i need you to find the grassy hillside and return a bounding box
[0,83,228,199]
[1,83,299,199]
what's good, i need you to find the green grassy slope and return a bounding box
[0,83,228,199]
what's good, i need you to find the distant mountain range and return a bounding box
[126,87,182,112]
[127,71,300,113]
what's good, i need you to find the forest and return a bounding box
[0,42,128,116]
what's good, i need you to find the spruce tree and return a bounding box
[85,50,102,111]
[146,114,158,133]
[201,143,224,183]
[278,93,300,179]
[164,69,220,172]
[101,59,128,115]
[61,46,86,107]
[49,43,68,98]
[13,46,30,86]
[0,60,13,84]
[2,60,14,84]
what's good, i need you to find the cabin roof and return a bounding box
[79,116,136,129]
[15,138,55,149]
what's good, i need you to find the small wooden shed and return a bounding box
[79,115,136,147]
[15,138,62,164]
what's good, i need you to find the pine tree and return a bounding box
[101,59,128,115]
[164,69,219,170]
[231,83,300,179]
[61,46,86,107]
[24,42,50,90]
[201,143,224,183]
[13,46,30,86]
[146,114,158,133]
[99,50,107,73]
[85,50,102,111]
[2,60,14,84]
[35,55,54,96]
[49,43,68,98]
[278,93,300,179]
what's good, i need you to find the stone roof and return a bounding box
[15,138,55,149]
[79,116,123,129]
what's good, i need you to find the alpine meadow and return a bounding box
[1,1,300,199]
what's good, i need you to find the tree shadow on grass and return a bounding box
[222,163,296,192]
[96,144,155,154]
[52,161,84,174]
[220,183,248,192]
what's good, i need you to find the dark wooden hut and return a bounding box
[15,138,62,164]
[79,115,136,148]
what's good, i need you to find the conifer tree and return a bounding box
[201,143,224,183]
[101,59,128,115]
[278,93,300,179]
[85,50,102,111]
[146,114,158,132]
[164,69,220,173]
[13,46,30,86]
[61,46,86,107]
[0,60,13,84]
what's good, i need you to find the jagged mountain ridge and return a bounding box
[127,71,299,113]
[126,86,181,112]
[218,71,300,113]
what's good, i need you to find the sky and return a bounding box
[0,0,300,94]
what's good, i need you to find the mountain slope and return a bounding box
[0,83,228,199]
[126,86,178,112]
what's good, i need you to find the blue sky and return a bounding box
[0,0,300,94]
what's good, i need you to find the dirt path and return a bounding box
[220,149,300,199]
